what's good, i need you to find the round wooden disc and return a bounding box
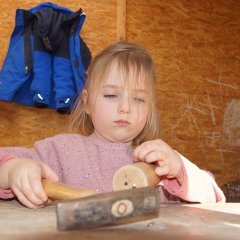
[112,162,160,191]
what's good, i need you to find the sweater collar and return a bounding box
[88,133,132,151]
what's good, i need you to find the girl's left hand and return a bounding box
[133,139,184,184]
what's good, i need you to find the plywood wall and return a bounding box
[0,0,240,190]
[0,0,117,146]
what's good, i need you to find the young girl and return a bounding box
[0,42,225,208]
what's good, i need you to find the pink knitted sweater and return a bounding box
[0,133,225,203]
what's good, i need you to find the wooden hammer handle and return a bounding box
[42,179,97,201]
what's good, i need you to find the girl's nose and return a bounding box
[118,97,130,113]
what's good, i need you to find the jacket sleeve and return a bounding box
[162,152,226,203]
[0,135,63,199]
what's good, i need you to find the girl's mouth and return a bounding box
[115,120,129,127]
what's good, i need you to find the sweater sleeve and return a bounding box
[0,154,17,199]
[162,153,226,203]
[0,135,64,199]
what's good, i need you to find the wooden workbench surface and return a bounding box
[0,200,239,240]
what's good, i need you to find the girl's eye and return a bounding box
[133,97,145,103]
[104,94,118,99]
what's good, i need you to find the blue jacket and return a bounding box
[0,2,91,113]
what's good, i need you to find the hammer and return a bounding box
[42,162,160,230]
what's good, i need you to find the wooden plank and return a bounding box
[185,203,240,215]
[0,101,69,147]
[0,0,117,65]
[116,0,126,41]
[0,0,240,195]
[0,200,240,240]
[126,0,240,191]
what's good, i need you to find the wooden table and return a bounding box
[0,200,240,240]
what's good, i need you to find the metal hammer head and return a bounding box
[56,186,159,230]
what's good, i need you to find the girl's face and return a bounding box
[84,62,149,146]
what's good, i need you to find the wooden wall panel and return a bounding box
[0,0,116,59]
[0,0,240,190]
[0,102,69,147]
[0,0,116,145]
[126,0,240,187]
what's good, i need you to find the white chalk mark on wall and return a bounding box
[171,93,220,138]
[204,131,221,148]
[216,146,224,165]
[198,90,219,125]
[216,148,236,165]
[206,73,239,101]
[206,77,238,90]
[171,97,200,137]
[223,99,240,148]
[206,91,216,125]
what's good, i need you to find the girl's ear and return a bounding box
[82,89,90,114]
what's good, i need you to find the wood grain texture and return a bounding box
[0,0,116,146]
[0,101,69,147]
[112,162,161,191]
[0,0,117,60]
[126,0,240,189]
[0,0,240,191]
[116,0,126,41]
[42,179,97,200]
[0,200,240,239]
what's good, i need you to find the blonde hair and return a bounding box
[67,42,160,146]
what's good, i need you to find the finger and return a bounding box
[155,165,170,177]
[11,184,44,209]
[157,160,165,167]
[41,164,59,182]
[133,143,145,160]
[134,140,163,157]
[144,150,167,164]
[134,140,170,157]
[20,176,45,206]
[135,144,168,163]
[28,175,48,203]
[134,143,158,161]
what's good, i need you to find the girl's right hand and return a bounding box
[2,158,59,208]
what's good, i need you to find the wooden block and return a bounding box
[56,187,159,230]
[112,162,161,191]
